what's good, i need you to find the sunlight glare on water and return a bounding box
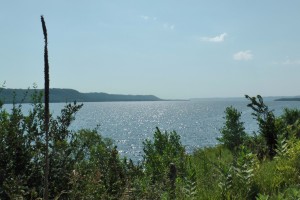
[4,100,300,161]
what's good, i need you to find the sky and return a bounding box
[1,1,300,99]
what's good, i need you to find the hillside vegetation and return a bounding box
[275,97,300,101]
[1,93,300,199]
[0,88,162,104]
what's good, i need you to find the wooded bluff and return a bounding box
[0,88,162,103]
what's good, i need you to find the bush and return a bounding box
[189,146,233,199]
[68,129,128,199]
[143,127,186,182]
[277,108,300,139]
[218,106,247,152]
[245,95,278,159]
[141,127,186,198]
[281,108,300,126]
[0,90,130,199]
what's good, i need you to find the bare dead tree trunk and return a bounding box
[41,15,49,200]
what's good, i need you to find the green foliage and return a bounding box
[183,160,198,199]
[275,139,300,187]
[253,134,300,198]
[0,101,39,198]
[281,108,300,126]
[256,187,300,200]
[232,146,258,198]
[187,146,233,199]
[173,157,198,200]
[218,106,247,152]
[277,108,300,139]
[0,90,132,199]
[210,146,258,199]
[0,89,84,199]
[138,127,187,199]
[243,133,268,160]
[245,95,278,159]
[256,193,270,200]
[143,127,186,183]
[254,160,281,195]
[68,129,128,199]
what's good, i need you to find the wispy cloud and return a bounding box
[141,15,149,20]
[163,23,175,30]
[272,58,300,65]
[140,15,157,21]
[233,50,253,61]
[200,33,227,42]
[140,15,174,31]
[281,57,300,65]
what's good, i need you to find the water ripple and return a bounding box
[4,100,300,161]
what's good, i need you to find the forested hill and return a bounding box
[0,88,163,103]
[275,98,300,101]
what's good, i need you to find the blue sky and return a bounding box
[1,1,300,99]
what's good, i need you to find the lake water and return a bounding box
[4,99,300,161]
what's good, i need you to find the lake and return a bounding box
[4,99,300,161]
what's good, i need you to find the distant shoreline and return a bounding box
[0,88,165,104]
[275,98,300,101]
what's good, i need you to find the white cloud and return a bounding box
[233,50,253,61]
[141,15,157,21]
[282,58,300,65]
[164,23,175,30]
[141,15,150,20]
[140,16,174,30]
[272,57,300,65]
[200,33,227,42]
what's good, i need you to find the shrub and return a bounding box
[0,90,85,199]
[141,127,186,198]
[190,146,233,199]
[277,108,300,139]
[218,106,247,152]
[69,129,127,199]
[245,95,278,159]
[281,108,300,126]
[0,91,132,199]
[143,127,186,182]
